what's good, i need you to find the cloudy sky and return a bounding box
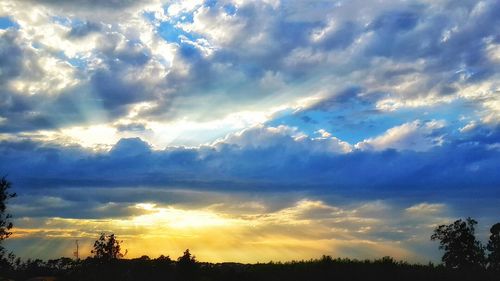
[0,0,499,263]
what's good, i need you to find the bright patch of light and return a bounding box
[7,198,450,262]
[60,125,119,150]
[132,203,236,229]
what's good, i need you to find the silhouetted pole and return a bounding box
[74,240,79,260]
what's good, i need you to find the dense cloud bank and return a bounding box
[2,124,498,196]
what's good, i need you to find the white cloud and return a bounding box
[459,121,478,133]
[456,79,500,125]
[486,41,500,63]
[216,125,302,148]
[10,54,80,95]
[405,203,446,216]
[216,125,352,153]
[356,120,446,152]
[183,5,246,47]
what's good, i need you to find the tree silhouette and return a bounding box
[177,249,196,266]
[0,176,16,245]
[91,233,126,260]
[431,217,486,269]
[487,223,500,271]
[177,249,198,279]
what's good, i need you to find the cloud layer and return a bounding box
[1,0,499,145]
[2,122,498,193]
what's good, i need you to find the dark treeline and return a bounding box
[1,253,499,281]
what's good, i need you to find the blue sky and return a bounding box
[0,0,499,262]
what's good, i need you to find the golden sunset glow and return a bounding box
[8,197,448,263]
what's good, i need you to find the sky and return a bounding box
[0,0,499,263]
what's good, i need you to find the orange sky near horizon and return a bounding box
[6,198,448,263]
